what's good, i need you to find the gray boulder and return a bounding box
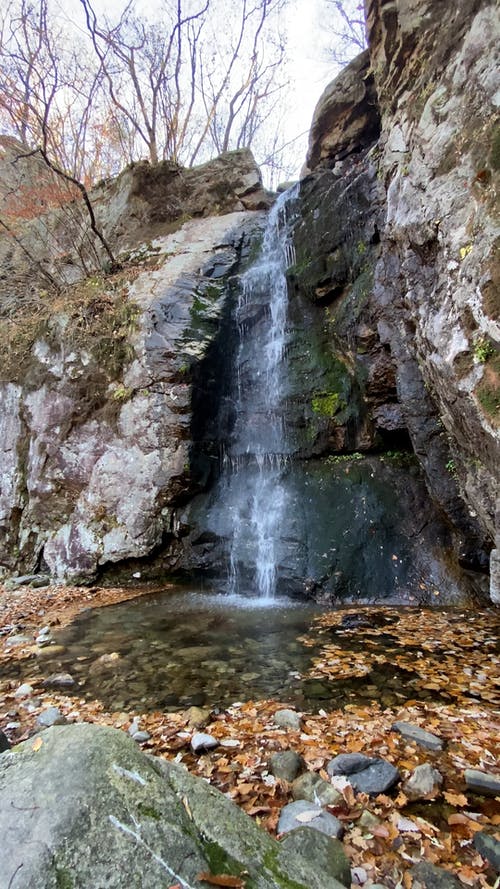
[403,764,443,800]
[411,861,463,889]
[327,753,400,795]
[0,723,348,889]
[464,769,500,797]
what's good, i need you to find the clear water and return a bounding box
[224,190,298,599]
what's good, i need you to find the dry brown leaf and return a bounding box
[443,791,468,807]
[196,873,245,887]
[32,737,43,752]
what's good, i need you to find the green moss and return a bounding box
[202,841,250,883]
[473,337,494,363]
[311,391,341,417]
[489,125,500,171]
[55,867,74,889]
[262,848,309,889]
[137,802,162,820]
[326,452,364,464]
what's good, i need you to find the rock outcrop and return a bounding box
[0,722,346,889]
[298,0,499,600]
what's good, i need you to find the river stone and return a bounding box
[403,764,443,800]
[191,732,219,753]
[279,826,351,887]
[327,754,400,795]
[273,709,302,730]
[464,769,500,797]
[269,750,304,782]
[0,723,348,889]
[277,800,344,839]
[292,771,343,806]
[185,706,211,729]
[392,721,444,751]
[411,861,463,889]
[4,573,50,589]
[14,682,33,698]
[42,672,75,690]
[473,831,500,871]
[36,707,68,728]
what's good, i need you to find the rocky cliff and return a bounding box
[294,0,499,601]
[0,1,498,602]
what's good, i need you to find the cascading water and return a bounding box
[220,188,298,599]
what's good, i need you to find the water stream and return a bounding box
[215,189,298,599]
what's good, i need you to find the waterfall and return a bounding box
[223,188,298,599]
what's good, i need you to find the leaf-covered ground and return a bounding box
[1,583,499,888]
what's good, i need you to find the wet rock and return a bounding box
[277,800,344,839]
[392,722,444,751]
[327,753,400,795]
[273,709,302,731]
[14,683,33,698]
[269,751,304,782]
[411,861,463,889]
[4,574,50,589]
[464,769,500,797]
[473,831,500,871]
[185,706,211,729]
[403,764,443,801]
[292,771,343,807]
[0,731,10,753]
[42,673,76,690]
[36,708,68,728]
[191,732,219,753]
[279,826,351,887]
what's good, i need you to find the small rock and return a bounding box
[128,718,140,737]
[403,764,443,800]
[392,721,444,751]
[292,771,343,806]
[327,754,400,795]
[185,706,211,730]
[131,731,151,743]
[277,800,343,839]
[278,826,351,887]
[358,810,382,831]
[473,831,500,871]
[5,574,50,589]
[191,732,219,754]
[0,730,10,753]
[36,707,68,728]
[352,866,368,884]
[411,861,463,889]
[269,751,304,782]
[36,635,52,647]
[7,635,31,647]
[14,683,33,699]
[5,722,20,731]
[273,709,302,731]
[464,768,500,797]
[42,673,75,690]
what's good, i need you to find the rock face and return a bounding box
[297,0,499,599]
[0,723,346,889]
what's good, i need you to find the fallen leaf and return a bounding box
[32,737,43,752]
[196,873,245,888]
[443,791,468,807]
[296,810,321,823]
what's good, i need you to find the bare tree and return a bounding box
[323,0,366,67]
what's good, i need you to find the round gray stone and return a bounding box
[269,750,304,782]
[36,708,68,728]
[191,732,219,753]
[277,800,344,839]
[278,826,351,887]
[327,754,400,795]
[273,709,302,730]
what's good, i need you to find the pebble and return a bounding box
[190,732,219,753]
[14,683,33,699]
[42,673,75,690]
[273,709,302,731]
[36,707,68,728]
[277,800,344,839]
[269,750,304,782]
[464,768,500,797]
[392,721,444,751]
[292,771,343,807]
[352,866,368,884]
[131,731,151,743]
[403,763,443,800]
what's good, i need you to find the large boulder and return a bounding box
[0,723,347,889]
[306,50,381,171]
